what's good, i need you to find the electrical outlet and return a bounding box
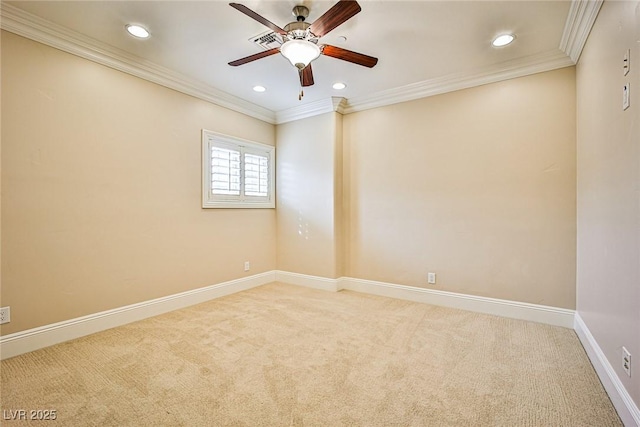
[427,272,436,284]
[0,307,10,325]
[244,261,250,272]
[622,347,631,377]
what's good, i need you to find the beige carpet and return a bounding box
[1,282,621,426]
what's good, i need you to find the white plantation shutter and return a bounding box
[244,152,269,197]
[202,130,274,208]
[211,146,241,195]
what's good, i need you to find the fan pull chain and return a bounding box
[298,69,304,101]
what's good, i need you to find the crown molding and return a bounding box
[2,0,598,124]
[275,96,347,124]
[341,49,574,114]
[332,97,348,114]
[0,3,277,124]
[560,0,603,63]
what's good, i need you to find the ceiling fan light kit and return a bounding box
[280,40,321,70]
[228,0,378,98]
[280,7,320,70]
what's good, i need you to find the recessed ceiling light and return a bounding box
[126,24,150,39]
[253,85,266,93]
[492,34,515,47]
[332,82,346,90]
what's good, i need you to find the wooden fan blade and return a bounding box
[228,47,280,66]
[229,3,287,35]
[299,64,314,87]
[309,0,361,38]
[321,45,378,68]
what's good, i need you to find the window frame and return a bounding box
[202,129,275,209]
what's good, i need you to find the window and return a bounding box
[202,130,275,208]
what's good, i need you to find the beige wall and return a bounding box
[576,0,640,409]
[276,112,343,278]
[344,67,577,308]
[1,32,276,334]
[2,23,582,338]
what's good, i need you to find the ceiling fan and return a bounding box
[228,0,378,97]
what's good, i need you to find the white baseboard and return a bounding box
[0,271,275,360]
[340,276,575,328]
[275,270,340,292]
[272,272,574,328]
[3,270,634,424]
[574,313,640,427]
[0,271,577,360]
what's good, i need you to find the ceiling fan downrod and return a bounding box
[292,5,309,22]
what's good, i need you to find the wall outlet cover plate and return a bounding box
[623,83,630,111]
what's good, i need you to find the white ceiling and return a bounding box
[2,1,598,123]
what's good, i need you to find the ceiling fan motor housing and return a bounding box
[283,21,316,40]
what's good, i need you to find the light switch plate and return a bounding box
[623,49,630,76]
[623,346,631,377]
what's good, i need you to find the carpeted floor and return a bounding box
[1,282,621,426]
